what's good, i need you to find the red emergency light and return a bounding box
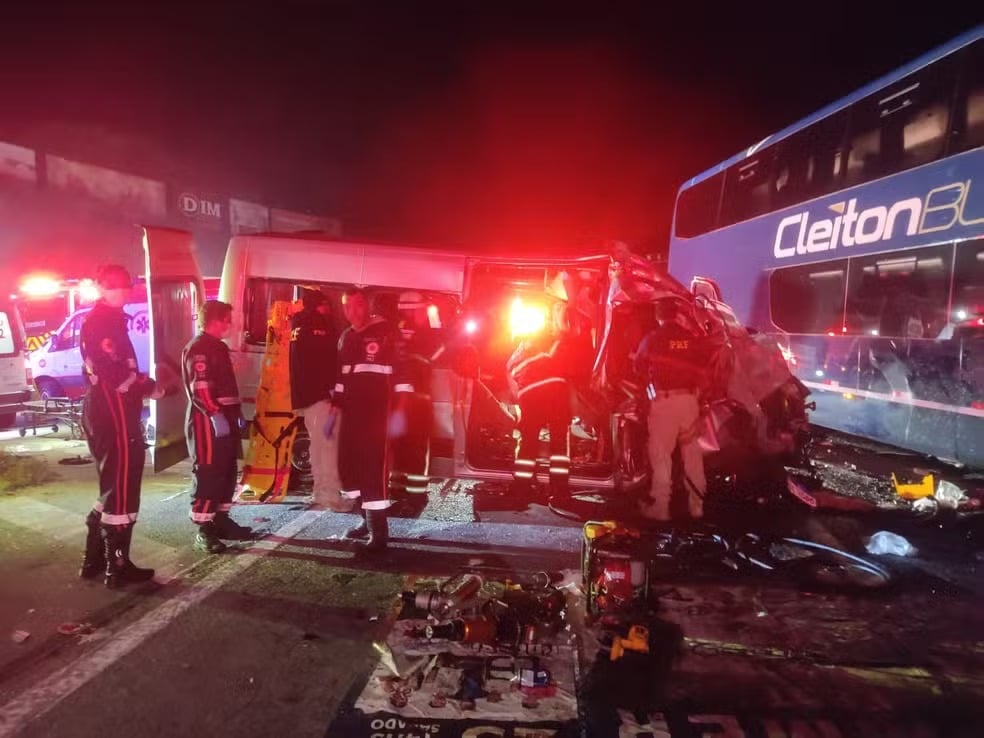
[19,275,62,298]
[509,297,547,339]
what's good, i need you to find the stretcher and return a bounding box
[18,398,85,439]
[238,300,300,503]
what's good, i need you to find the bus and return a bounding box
[667,26,984,466]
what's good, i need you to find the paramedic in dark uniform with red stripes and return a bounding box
[181,300,252,553]
[78,265,163,589]
[331,287,411,553]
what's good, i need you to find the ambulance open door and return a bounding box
[141,227,204,472]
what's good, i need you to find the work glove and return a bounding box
[387,408,408,438]
[211,413,231,438]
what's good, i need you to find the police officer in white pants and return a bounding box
[290,289,348,511]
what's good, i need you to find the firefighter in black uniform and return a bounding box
[332,287,411,552]
[507,302,575,500]
[181,300,253,552]
[78,265,163,589]
[389,291,445,515]
[634,298,708,521]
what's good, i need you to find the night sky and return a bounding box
[0,1,980,256]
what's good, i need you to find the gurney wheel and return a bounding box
[18,428,26,438]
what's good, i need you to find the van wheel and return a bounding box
[289,430,313,491]
[36,379,65,402]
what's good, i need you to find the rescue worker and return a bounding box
[290,288,347,511]
[634,298,708,521]
[78,265,164,589]
[506,302,575,500]
[181,300,253,553]
[332,287,411,553]
[389,291,445,514]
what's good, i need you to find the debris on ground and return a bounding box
[892,473,935,500]
[866,531,916,557]
[934,480,968,510]
[57,622,95,636]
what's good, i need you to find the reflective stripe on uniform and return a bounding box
[362,499,394,510]
[352,363,393,375]
[101,512,138,525]
[394,383,414,393]
[190,510,216,523]
[341,489,362,499]
[510,352,551,377]
[517,377,565,397]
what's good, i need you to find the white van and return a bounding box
[0,295,31,427]
[217,234,616,492]
[28,299,151,401]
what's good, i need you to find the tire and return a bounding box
[36,378,65,403]
[289,429,313,490]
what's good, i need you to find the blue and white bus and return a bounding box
[668,26,984,466]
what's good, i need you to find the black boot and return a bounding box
[213,511,254,541]
[103,525,155,589]
[194,522,228,554]
[359,509,389,554]
[79,511,105,579]
[343,509,370,540]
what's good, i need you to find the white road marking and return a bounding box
[0,509,324,738]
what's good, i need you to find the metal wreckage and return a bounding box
[588,254,814,509]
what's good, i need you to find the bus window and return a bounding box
[674,172,723,238]
[845,244,953,339]
[955,39,984,153]
[720,146,776,226]
[951,238,984,323]
[844,57,956,186]
[773,113,847,210]
[769,260,848,334]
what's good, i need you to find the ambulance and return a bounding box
[0,292,31,428]
[27,292,151,401]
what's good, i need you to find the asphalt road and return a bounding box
[0,424,982,738]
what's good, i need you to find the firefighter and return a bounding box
[181,300,253,553]
[506,302,575,499]
[389,291,445,515]
[290,288,347,511]
[634,298,708,521]
[332,287,411,553]
[78,265,164,589]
